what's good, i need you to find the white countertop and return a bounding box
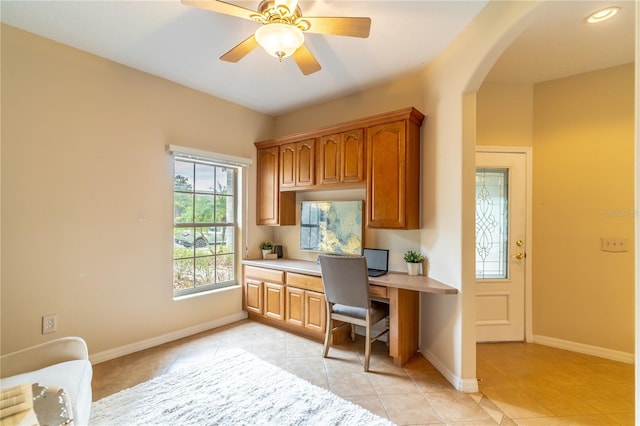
[241,258,458,295]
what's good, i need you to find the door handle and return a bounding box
[513,252,525,260]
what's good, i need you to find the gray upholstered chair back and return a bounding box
[319,255,369,309]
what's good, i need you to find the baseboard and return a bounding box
[533,334,634,364]
[420,349,479,393]
[89,311,248,364]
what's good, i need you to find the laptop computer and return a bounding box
[363,248,389,277]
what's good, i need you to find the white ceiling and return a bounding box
[0,1,635,115]
[486,1,635,84]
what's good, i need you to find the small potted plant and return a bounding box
[403,250,425,276]
[260,241,273,259]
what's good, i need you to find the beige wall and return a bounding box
[1,25,273,355]
[476,65,635,355]
[417,1,542,389]
[273,72,425,137]
[272,1,543,390]
[532,64,635,353]
[477,82,533,147]
[5,0,630,392]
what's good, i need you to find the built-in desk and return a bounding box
[241,259,457,366]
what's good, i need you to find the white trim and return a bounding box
[475,146,533,342]
[166,144,252,168]
[533,334,635,364]
[89,311,248,365]
[420,349,479,393]
[173,283,241,301]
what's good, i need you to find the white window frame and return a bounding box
[167,145,251,298]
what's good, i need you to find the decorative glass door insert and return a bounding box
[475,168,509,279]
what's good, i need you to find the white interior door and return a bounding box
[475,151,528,342]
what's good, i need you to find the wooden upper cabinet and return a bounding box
[280,139,315,189]
[318,134,340,185]
[342,129,365,183]
[319,129,364,186]
[256,146,295,226]
[280,143,296,188]
[255,107,424,229]
[296,139,315,187]
[367,114,423,229]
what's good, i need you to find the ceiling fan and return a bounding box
[182,0,371,75]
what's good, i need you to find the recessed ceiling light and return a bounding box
[586,6,621,23]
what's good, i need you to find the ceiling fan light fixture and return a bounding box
[586,6,620,23]
[255,23,304,60]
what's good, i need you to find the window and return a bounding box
[169,145,251,297]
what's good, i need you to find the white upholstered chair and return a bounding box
[1,337,93,425]
[319,254,389,372]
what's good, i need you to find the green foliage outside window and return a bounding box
[173,159,236,296]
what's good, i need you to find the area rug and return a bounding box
[90,348,394,425]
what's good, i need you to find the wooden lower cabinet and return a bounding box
[244,266,327,339]
[304,291,326,333]
[244,266,285,320]
[286,287,326,334]
[244,279,263,315]
[285,287,305,327]
[264,283,285,321]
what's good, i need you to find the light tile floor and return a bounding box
[92,320,635,425]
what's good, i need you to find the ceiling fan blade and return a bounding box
[220,35,259,62]
[181,0,257,21]
[292,44,321,75]
[301,16,371,38]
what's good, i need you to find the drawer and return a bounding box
[369,285,388,298]
[286,272,324,293]
[244,266,285,284]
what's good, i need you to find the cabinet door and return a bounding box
[256,146,295,226]
[280,143,296,188]
[264,282,285,321]
[285,287,305,327]
[304,291,326,333]
[256,147,279,225]
[341,129,364,183]
[244,279,263,314]
[318,134,341,185]
[296,139,315,187]
[319,131,364,186]
[367,121,408,228]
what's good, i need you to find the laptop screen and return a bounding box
[363,248,389,272]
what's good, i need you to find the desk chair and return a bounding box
[318,254,390,372]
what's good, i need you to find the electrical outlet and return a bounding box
[42,314,57,334]
[601,237,629,252]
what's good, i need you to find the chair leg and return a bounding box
[323,317,332,358]
[364,323,371,372]
[350,324,356,342]
[385,316,390,347]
